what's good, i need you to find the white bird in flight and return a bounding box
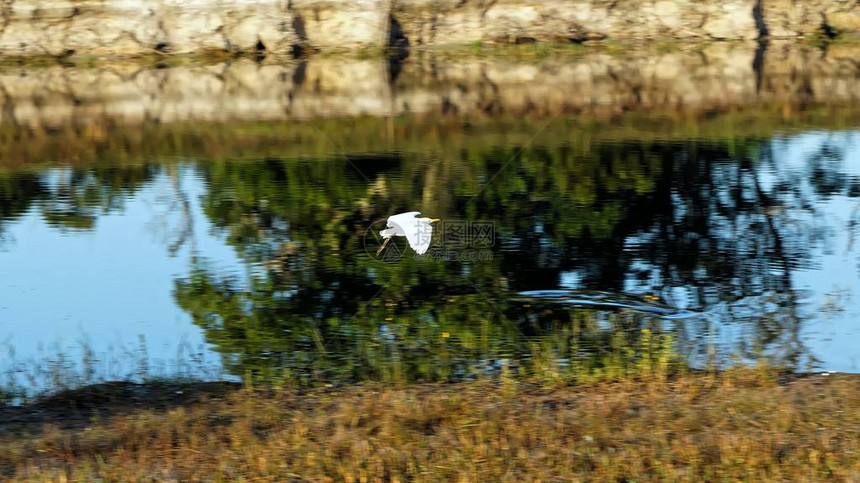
[377,211,440,256]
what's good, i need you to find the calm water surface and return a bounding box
[1,51,860,389]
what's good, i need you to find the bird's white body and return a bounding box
[379,211,438,255]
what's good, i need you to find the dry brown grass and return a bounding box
[2,370,860,482]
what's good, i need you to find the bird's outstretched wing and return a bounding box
[404,221,432,255]
[387,212,432,255]
[387,211,421,229]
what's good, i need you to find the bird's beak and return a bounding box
[429,218,441,223]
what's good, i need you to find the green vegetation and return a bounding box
[4,133,838,385]
[171,133,830,383]
[3,103,860,171]
[1,42,858,482]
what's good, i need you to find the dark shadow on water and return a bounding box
[0,381,240,432]
[753,39,767,93]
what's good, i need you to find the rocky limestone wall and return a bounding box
[0,42,857,129]
[763,0,860,37]
[393,0,761,44]
[0,0,296,56]
[0,0,392,55]
[0,0,858,56]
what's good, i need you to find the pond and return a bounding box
[1,43,859,390]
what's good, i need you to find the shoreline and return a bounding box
[3,369,859,480]
[0,40,857,169]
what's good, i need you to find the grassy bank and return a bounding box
[2,369,859,481]
[3,103,860,171]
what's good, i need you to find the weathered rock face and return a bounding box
[0,0,391,55]
[0,0,857,56]
[291,0,391,50]
[0,0,300,56]
[393,42,860,118]
[0,42,857,129]
[394,0,761,45]
[0,0,398,56]
[762,0,860,38]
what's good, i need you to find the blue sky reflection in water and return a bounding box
[771,132,860,372]
[0,167,243,383]
[1,130,860,387]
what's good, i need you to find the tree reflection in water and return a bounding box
[170,135,859,382]
[2,133,858,382]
